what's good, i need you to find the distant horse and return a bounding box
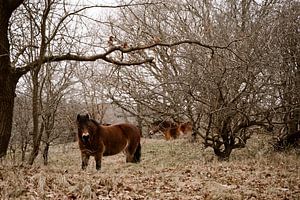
[177,121,193,138]
[76,114,141,170]
[149,120,193,140]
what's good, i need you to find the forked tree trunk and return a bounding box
[212,117,235,160]
[28,120,44,165]
[213,143,233,161]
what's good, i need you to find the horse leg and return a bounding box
[170,128,178,139]
[126,153,134,163]
[133,143,141,163]
[125,141,138,163]
[94,153,102,170]
[164,131,171,140]
[125,146,134,163]
[81,153,90,170]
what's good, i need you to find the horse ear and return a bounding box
[77,114,81,122]
[86,114,89,120]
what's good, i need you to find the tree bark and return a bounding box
[0,83,16,158]
[0,1,23,158]
[28,117,44,165]
[43,143,49,165]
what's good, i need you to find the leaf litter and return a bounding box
[0,136,299,199]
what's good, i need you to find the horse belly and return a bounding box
[103,140,128,156]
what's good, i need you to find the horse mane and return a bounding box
[90,118,100,126]
[82,118,100,135]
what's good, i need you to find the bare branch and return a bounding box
[12,45,38,67]
[16,38,236,77]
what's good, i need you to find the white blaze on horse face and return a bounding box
[178,130,185,136]
[82,130,89,137]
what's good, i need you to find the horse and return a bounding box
[177,121,193,138]
[149,120,193,140]
[149,120,175,134]
[76,114,141,170]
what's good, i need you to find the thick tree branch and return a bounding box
[7,0,24,12]
[15,39,237,78]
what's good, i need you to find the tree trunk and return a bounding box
[43,120,52,166]
[290,70,300,134]
[21,141,27,162]
[0,81,16,158]
[43,143,49,165]
[0,2,21,158]
[136,103,143,135]
[28,118,44,165]
[213,144,233,161]
[213,118,234,160]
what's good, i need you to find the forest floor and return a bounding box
[0,134,299,200]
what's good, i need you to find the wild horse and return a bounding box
[149,120,193,140]
[76,114,141,170]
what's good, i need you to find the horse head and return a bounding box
[178,122,193,136]
[76,114,98,143]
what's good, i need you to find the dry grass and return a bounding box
[0,134,299,199]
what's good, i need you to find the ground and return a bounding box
[0,135,299,199]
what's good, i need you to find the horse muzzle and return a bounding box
[82,134,90,143]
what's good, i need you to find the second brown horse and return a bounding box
[149,120,193,140]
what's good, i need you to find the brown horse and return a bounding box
[177,121,193,138]
[76,114,141,170]
[149,120,193,140]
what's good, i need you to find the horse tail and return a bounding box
[134,142,141,163]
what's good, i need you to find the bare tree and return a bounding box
[39,62,74,165]
[105,0,298,159]
[73,61,111,122]
[0,0,227,159]
[12,94,32,161]
[269,1,300,149]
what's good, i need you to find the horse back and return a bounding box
[101,123,140,137]
[100,123,141,156]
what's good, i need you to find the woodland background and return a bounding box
[0,0,299,199]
